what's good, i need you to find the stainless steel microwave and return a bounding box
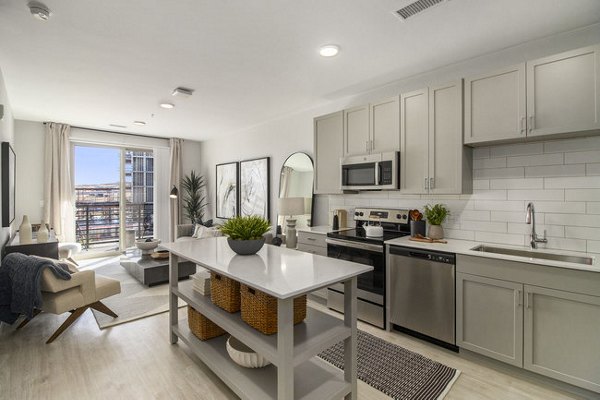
[341,151,399,191]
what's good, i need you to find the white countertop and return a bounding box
[162,237,372,299]
[385,236,599,273]
[296,225,351,234]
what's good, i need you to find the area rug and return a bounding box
[318,330,460,400]
[87,260,187,329]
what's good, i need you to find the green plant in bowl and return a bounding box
[220,216,271,255]
[423,204,450,240]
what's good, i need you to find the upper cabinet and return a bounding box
[464,64,526,144]
[465,45,600,145]
[401,80,472,195]
[314,111,343,194]
[527,45,600,137]
[343,97,400,156]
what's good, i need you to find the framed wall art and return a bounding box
[215,161,238,219]
[239,157,270,220]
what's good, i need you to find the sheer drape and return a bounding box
[169,138,182,241]
[43,122,75,242]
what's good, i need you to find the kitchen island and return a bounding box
[162,237,372,400]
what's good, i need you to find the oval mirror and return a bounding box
[277,153,314,234]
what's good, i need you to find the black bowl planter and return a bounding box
[227,238,265,255]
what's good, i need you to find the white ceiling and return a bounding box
[0,0,599,141]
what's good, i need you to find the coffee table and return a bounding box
[120,249,196,286]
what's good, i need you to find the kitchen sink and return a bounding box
[470,245,594,266]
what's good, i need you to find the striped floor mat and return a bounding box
[318,330,460,400]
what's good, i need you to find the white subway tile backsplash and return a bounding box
[587,240,600,254]
[507,189,564,201]
[463,221,507,233]
[491,211,533,223]
[473,157,506,169]
[525,164,585,178]
[473,200,525,211]
[533,201,586,214]
[459,210,491,221]
[475,231,525,246]
[444,229,475,241]
[544,176,600,189]
[545,213,600,227]
[587,203,600,214]
[473,147,490,159]
[541,237,587,252]
[564,150,600,164]
[565,226,600,240]
[490,178,543,190]
[587,163,600,176]
[474,167,524,179]
[544,136,600,153]
[507,153,563,167]
[472,180,490,190]
[507,223,564,238]
[565,189,600,201]
[490,142,543,157]
[470,190,507,200]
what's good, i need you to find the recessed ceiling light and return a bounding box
[28,1,51,21]
[160,102,175,109]
[319,45,340,57]
[133,121,146,126]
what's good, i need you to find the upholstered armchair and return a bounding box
[18,264,121,343]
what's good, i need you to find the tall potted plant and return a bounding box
[181,170,208,225]
[424,203,450,240]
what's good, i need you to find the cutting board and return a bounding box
[409,236,447,244]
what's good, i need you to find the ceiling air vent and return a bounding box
[394,0,446,20]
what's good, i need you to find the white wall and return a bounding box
[198,23,600,255]
[0,66,15,247]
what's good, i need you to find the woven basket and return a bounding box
[187,306,226,341]
[240,284,307,335]
[210,272,241,312]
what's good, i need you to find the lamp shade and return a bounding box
[169,185,178,198]
[278,197,304,216]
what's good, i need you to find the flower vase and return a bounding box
[19,215,32,244]
[38,221,49,243]
[428,224,444,240]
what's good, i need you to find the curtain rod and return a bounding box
[42,122,179,141]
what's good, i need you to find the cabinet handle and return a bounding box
[516,290,522,306]
[429,177,434,190]
[424,177,429,190]
[306,237,316,241]
[520,116,526,135]
[525,292,532,309]
[528,115,534,134]
[371,140,374,151]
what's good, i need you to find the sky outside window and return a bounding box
[74,146,120,185]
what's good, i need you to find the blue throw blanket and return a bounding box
[0,253,72,324]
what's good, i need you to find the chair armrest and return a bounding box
[41,269,97,305]
[177,224,195,238]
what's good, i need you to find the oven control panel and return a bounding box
[354,208,410,224]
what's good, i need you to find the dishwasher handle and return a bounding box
[389,245,455,264]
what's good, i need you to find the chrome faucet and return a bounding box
[526,202,547,249]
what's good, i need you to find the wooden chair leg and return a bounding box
[89,301,118,318]
[46,306,88,344]
[16,309,42,330]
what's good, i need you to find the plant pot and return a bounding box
[227,238,265,255]
[428,224,444,240]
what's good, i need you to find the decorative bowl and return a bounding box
[226,336,270,368]
[227,238,265,255]
[135,239,161,254]
[151,250,170,260]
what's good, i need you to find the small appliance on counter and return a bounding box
[331,209,347,230]
[326,207,411,328]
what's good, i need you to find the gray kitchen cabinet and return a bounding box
[401,80,471,195]
[343,98,400,157]
[523,285,600,393]
[296,230,328,300]
[457,272,523,367]
[527,44,600,138]
[464,44,600,145]
[343,105,370,156]
[314,111,343,194]
[464,64,526,144]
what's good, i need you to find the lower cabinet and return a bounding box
[457,270,600,393]
[296,230,328,300]
[457,273,523,367]
[524,285,600,393]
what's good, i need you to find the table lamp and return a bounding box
[278,197,305,248]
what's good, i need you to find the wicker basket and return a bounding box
[187,306,226,341]
[240,284,307,335]
[210,273,241,312]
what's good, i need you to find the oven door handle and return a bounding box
[326,238,383,252]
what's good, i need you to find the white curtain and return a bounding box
[169,138,182,241]
[153,147,171,243]
[43,122,75,242]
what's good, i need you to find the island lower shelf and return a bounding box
[173,323,350,400]
[173,280,351,367]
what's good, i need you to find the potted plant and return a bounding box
[182,171,208,225]
[220,216,271,255]
[424,204,450,240]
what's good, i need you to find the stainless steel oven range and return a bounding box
[326,207,410,329]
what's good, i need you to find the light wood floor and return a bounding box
[0,301,591,400]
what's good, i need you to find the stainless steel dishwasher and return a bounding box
[388,245,457,350]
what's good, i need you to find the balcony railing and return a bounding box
[75,202,153,250]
